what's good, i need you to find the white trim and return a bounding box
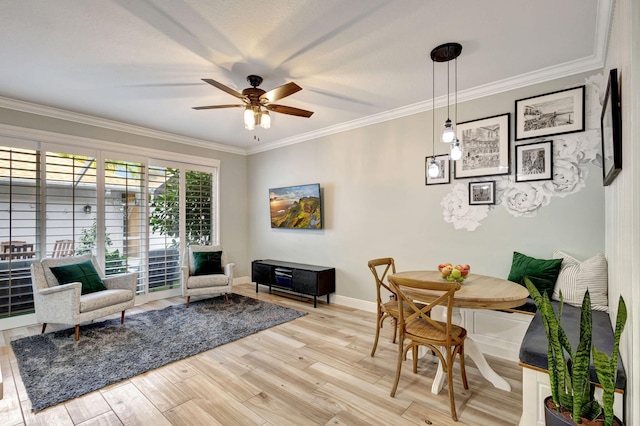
[248,55,604,154]
[134,287,183,305]
[0,313,37,331]
[0,123,222,168]
[332,294,377,313]
[0,96,247,156]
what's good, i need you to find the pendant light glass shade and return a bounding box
[450,140,462,160]
[427,158,440,177]
[442,119,455,143]
[244,107,255,130]
[260,110,271,129]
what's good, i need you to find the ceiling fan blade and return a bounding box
[261,82,302,103]
[266,104,314,117]
[202,78,246,100]
[192,104,245,110]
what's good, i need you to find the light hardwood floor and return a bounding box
[0,283,523,425]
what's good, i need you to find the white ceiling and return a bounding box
[0,0,609,154]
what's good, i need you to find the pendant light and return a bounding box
[427,58,440,178]
[431,43,462,144]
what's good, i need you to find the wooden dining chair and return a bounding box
[368,258,425,357]
[388,274,468,421]
[52,239,74,258]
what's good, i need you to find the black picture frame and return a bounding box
[468,181,495,205]
[515,140,553,182]
[453,113,511,179]
[515,85,585,141]
[425,154,450,185]
[601,68,622,186]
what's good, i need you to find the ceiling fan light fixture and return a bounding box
[244,107,255,130]
[260,110,271,129]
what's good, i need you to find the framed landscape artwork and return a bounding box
[425,154,450,185]
[515,86,585,140]
[600,68,622,186]
[454,113,510,179]
[515,140,553,182]
[468,181,495,205]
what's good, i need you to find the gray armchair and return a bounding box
[182,245,234,307]
[30,253,138,340]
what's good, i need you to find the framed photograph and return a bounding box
[454,113,510,179]
[425,154,450,185]
[515,85,585,140]
[601,68,622,186]
[468,181,495,205]
[515,140,553,182]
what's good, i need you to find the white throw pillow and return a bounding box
[552,250,608,312]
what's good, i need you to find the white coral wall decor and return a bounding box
[441,74,605,231]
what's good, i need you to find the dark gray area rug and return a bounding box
[11,293,306,412]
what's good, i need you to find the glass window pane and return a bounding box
[0,147,40,318]
[148,166,181,293]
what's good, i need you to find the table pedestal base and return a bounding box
[407,307,511,394]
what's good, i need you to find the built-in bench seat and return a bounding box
[518,301,626,426]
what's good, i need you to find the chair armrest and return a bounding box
[35,282,82,322]
[38,282,81,296]
[103,272,138,292]
[224,263,235,281]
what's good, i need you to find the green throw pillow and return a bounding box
[507,251,562,296]
[192,251,223,276]
[50,259,107,295]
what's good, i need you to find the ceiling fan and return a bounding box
[193,75,314,130]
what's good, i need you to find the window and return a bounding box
[147,165,181,293]
[45,152,97,258]
[104,159,146,290]
[0,141,219,319]
[0,147,40,317]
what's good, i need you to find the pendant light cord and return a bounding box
[454,55,458,134]
[432,58,435,155]
[446,52,450,120]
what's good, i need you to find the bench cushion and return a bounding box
[519,301,626,390]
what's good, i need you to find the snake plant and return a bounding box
[525,278,600,422]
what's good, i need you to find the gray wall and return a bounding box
[0,107,250,276]
[248,71,605,302]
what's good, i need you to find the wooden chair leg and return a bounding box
[390,334,405,397]
[75,325,80,341]
[186,296,190,308]
[41,323,47,334]
[459,344,469,390]
[225,293,229,304]
[447,349,458,421]
[412,345,418,373]
[121,310,125,324]
[392,317,398,343]
[371,313,382,357]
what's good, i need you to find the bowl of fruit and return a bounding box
[438,263,470,283]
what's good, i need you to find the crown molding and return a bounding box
[0,96,248,156]
[249,54,605,155]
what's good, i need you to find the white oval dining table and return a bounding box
[389,270,530,394]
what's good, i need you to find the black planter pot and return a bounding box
[544,397,575,426]
[543,396,623,426]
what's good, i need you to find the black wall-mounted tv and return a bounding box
[269,183,323,229]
